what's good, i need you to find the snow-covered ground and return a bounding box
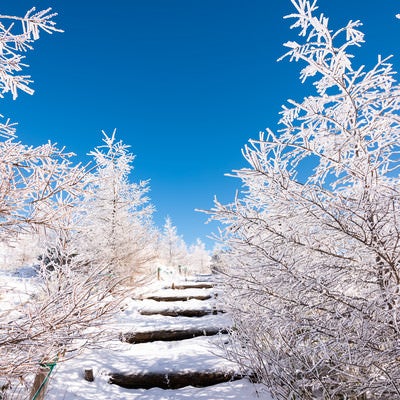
[46,335,270,399]
[48,377,269,400]
[0,267,38,323]
[1,269,273,399]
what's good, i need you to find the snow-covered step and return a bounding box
[120,326,229,343]
[106,335,240,389]
[138,287,215,301]
[50,335,240,384]
[139,308,224,317]
[109,369,244,389]
[118,311,231,332]
[169,282,214,290]
[137,297,224,317]
[144,293,213,301]
[193,273,214,282]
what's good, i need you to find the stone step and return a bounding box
[109,370,244,389]
[120,327,229,344]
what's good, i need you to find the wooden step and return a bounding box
[170,282,214,290]
[109,370,243,389]
[120,327,229,343]
[145,294,212,302]
[139,308,225,318]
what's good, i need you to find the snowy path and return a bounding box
[46,277,273,399]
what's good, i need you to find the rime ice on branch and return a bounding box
[209,0,400,398]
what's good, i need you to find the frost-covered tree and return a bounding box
[0,140,88,239]
[0,10,125,398]
[0,237,123,397]
[0,232,41,269]
[76,131,156,285]
[0,8,66,237]
[0,6,83,237]
[159,216,188,271]
[209,1,400,398]
[187,238,211,274]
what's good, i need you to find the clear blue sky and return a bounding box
[2,0,399,249]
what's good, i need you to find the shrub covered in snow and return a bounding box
[210,0,400,398]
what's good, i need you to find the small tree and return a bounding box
[209,0,400,398]
[188,238,211,274]
[76,131,156,285]
[0,236,122,391]
[159,216,188,271]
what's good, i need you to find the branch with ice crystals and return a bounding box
[0,115,16,138]
[0,8,62,100]
[277,2,400,184]
[0,139,87,235]
[281,1,364,86]
[0,8,62,40]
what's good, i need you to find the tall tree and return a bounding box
[209,0,400,398]
[0,10,125,398]
[76,131,156,284]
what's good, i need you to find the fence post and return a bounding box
[84,368,94,382]
[30,365,49,400]
[30,360,57,400]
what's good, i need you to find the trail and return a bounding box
[46,275,273,399]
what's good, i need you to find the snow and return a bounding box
[0,267,38,321]
[141,287,214,298]
[47,378,269,400]
[1,270,273,399]
[136,298,217,314]
[117,289,229,330]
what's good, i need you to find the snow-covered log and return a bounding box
[139,308,225,318]
[109,370,244,389]
[120,327,228,343]
[170,282,214,290]
[144,294,212,302]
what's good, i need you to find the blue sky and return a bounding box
[2,0,399,249]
